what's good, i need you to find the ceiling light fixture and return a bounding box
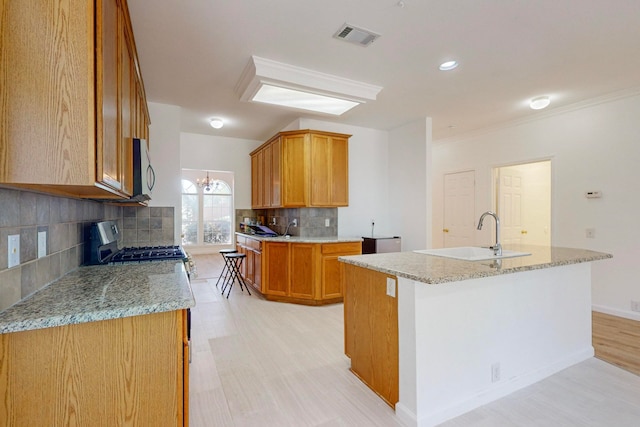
[197,171,221,192]
[209,118,224,129]
[439,60,459,71]
[529,96,551,110]
[235,56,383,115]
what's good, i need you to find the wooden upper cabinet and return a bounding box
[0,0,148,199]
[250,130,350,208]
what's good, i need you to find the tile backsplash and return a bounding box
[0,188,175,311]
[236,207,338,237]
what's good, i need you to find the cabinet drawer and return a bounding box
[237,235,247,245]
[322,242,362,255]
[248,238,262,251]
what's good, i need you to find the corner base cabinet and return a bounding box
[236,234,361,305]
[0,310,189,426]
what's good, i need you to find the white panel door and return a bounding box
[443,171,475,248]
[498,167,524,245]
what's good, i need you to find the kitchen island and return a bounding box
[0,261,194,426]
[339,245,612,427]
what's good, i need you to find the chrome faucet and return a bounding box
[477,211,502,256]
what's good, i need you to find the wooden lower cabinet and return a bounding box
[260,240,361,305]
[342,263,398,408]
[0,310,188,426]
[236,235,262,293]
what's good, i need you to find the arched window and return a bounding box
[181,172,234,246]
[181,179,199,245]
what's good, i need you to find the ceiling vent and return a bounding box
[333,23,380,47]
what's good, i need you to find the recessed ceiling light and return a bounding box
[210,118,224,129]
[529,96,551,110]
[439,60,459,71]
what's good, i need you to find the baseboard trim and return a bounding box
[592,304,640,321]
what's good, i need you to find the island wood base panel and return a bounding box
[342,263,399,408]
[593,311,640,376]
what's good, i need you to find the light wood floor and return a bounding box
[189,255,640,426]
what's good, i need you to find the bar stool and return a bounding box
[221,252,250,298]
[214,249,237,288]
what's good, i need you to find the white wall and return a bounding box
[180,133,261,209]
[148,102,182,243]
[432,92,640,320]
[389,118,432,251]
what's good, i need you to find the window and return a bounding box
[181,179,199,245]
[203,180,232,244]
[181,172,234,246]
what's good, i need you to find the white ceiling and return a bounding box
[127,0,640,142]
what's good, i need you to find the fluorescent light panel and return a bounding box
[236,56,382,115]
[252,85,360,115]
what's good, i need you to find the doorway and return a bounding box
[493,160,551,246]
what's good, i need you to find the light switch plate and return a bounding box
[8,234,20,268]
[38,231,47,258]
[386,277,396,298]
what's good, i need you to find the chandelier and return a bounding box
[197,171,219,191]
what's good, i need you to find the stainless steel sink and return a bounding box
[413,246,531,261]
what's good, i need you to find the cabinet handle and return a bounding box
[443,229,449,233]
[521,230,528,234]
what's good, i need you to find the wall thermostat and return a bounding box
[585,191,602,199]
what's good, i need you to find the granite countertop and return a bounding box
[236,232,362,244]
[0,261,195,334]
[339,245,612,284]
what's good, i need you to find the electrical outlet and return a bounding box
[292,219,297,227]
[325,218,330,227]
[38,231,47,258]
[386,277,396,298]
[491,363,501,382]
[631,301,640,312]
[585,228,595,238]
[8,234,20,268]
[271,217,276,225]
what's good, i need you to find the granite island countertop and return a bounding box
[0,261,195,334]
[236,232,362,244]
[339,244,612,284]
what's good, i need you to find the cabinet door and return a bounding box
[310,134,332,206]
[96,0,121,191]
[281,134,308,207]
[0,311,184,425]
[0,0,94,186]
[290,243,318,299]
[120,15,134,196]
[251,153,261,208]
[253,250,262,292]
[246,248,255,286]
[264,242,289,296]
[321,242,361,299]
[262,144,272,207]
[270,137,281,207]
[330,136,349,206]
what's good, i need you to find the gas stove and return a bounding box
[86,221,186,265]
[110,245,187,264]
